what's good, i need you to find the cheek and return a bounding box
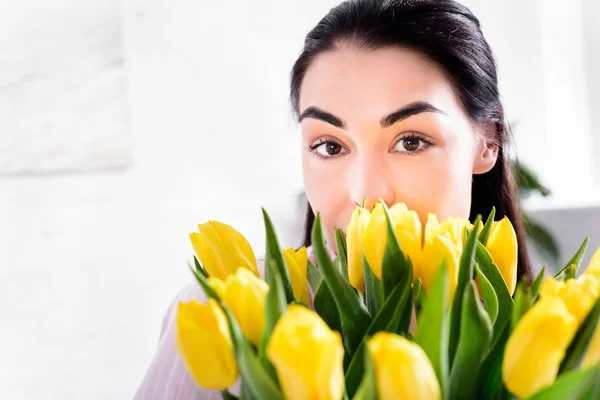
[301,154,349,239]
[391,152,474,223]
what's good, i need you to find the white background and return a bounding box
[1,0,599,398]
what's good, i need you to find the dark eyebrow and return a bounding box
[298,101,445,129]
[380,101,446,128]
[298,107,346,129]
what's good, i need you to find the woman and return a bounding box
[134,0,532,398]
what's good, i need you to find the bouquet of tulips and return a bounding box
[176,202,600,400]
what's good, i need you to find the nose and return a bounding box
[349,153,395,210]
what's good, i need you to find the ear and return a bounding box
[472,125,499,175]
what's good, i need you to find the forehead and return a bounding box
[298,44,462,119]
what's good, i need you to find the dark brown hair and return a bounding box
[290,0,532,282]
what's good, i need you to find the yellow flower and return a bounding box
[210,268,269,346]
[283,247,310,305]
[190,220,258,279]
[175,299,238,390]
[485,217,518,295]
[347,206,371,291]
[582,322,600,368]
[540,275,599,325]
[502,296,578,398]
[347,203,422,290]
[368,332,441,400]
[420,214,469,300]
[267,304,345,400]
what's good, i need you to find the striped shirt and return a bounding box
[134,248,320,399]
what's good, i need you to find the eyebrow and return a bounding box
[298,101,445,129]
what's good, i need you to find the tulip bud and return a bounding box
[368,332,441,400]
[348,203,422,290]
[540,275,599,325]
[210,268,269,347]
[283,247,310,305]
[347,207,371,291]
[502,297,578,398]
[176,299,238,390]
[420,214,466,300]
[190,220,258,279]
[267,305,345,400]
[485,217,518,295]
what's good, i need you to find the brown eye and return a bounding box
[325,142,342,155]
[393,135,431,154]
[402,137,420,151]
[312,139,348,159]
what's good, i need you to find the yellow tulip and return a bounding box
[190,220,258,279]
[582,322,600,368]
[363,203,422,280]
[210,268,268,346]
[368,332,441,400]
[389,203,422,281]
[485,217,518,295]
[283,247,310,305]
[420,214,467,300]
[267,304,345,400]
[175,299,238,390]
[347,206,371,291]
[207,276,226,298]
[347,203,422,290]
[540,275,599,324]
[502,297,578,398]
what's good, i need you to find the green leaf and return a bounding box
[415,263,449,398]
[448,281,493,400]
[555,237,589,280]
[479,207,496,246]
[448,216,482,367]
[188,263,220,300]
[530,265,546,302]
[345,274,412,398]
[475,242,514,339]
[477,321,511,400]
[335,229,349,280]
[258,260,287,381]
[312,214,372,357]
[475,262,499,326]
[307,260,323,294]
[239,383,255,400]
[385,271,413,336]
[559,297,600,374]
[380,201,412,298]
[262,208,295,303]
[363,256,384,317]
[527,363,600,400]
[193,256,210,278]
[412,278,426,315]
[511,281,531,331]
[220,390,239,400]
[314,276,342,333]
[352,343,377,400]
[222,305,284,400]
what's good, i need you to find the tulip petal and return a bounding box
[369,332,441,400]
[502,297,578,398]
[176,299,238,390]
[485,217,518,296]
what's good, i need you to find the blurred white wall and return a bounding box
[0,1,599,399]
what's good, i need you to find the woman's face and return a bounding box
[299,44,498,247]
